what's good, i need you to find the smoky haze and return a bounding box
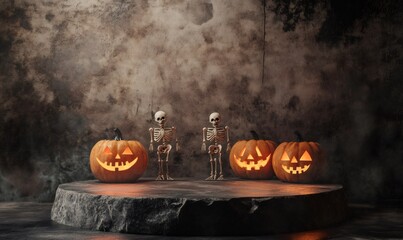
[0,0,402,202]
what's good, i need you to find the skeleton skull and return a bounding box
[209,112,221,127]
[155,111,167,125]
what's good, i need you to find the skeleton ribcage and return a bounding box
[153,128,173,143]
[207,127,225,142]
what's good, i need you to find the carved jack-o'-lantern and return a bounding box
[90,140,148,183]
[230,140,277,179]
[272,142,325,183]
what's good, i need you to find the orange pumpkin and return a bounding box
[90,140,148,182]
[230,140,277,179]
[272,141,325,183]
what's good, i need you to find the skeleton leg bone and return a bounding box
[217,145,224,180]
[156,149,164,181]
[206,146,215,180]
[164,144,173,180]
[206,157,214,180]
[214,157,217,180]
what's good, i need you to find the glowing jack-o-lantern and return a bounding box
[90,140,148,183]
[272,142,325,183]
[230,140,277,179]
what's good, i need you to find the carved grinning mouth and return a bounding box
[234,154,270,171]
[96,157,138,172]
[281,164,311,174]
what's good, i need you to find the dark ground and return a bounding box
[0,202,402,239]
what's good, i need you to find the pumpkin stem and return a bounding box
[250,130,260,140]
[114,128,123,140]
[294,131,303,142]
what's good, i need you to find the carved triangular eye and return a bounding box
[122,147,133,155]
[255,146,262,157]
[281,152,290,161]
[240,147,246,157]
[300,151,312,161]
[104,147,112,154]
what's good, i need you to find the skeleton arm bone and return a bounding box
[201,127,207,152]
[225,126,231,152]
[148,128,154,152]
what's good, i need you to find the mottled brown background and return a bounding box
[0,0,402,202]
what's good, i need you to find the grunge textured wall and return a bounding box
[0,0,402,202]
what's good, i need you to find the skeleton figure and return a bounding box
[201,112,231,180]
[149,111,179,180]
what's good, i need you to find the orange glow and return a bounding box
[122,147,133,155]
[286,230,328,240]
[234,154,270,171]
[282,164,311,174]
[96,157,138,172]
[240,147,246,156]
[281,152,290,161]
[300,151,312,161]
[104,147,112,154]
[255,146,262,156]
[281,151,312,174]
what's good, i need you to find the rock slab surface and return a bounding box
[51,180,347,235]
